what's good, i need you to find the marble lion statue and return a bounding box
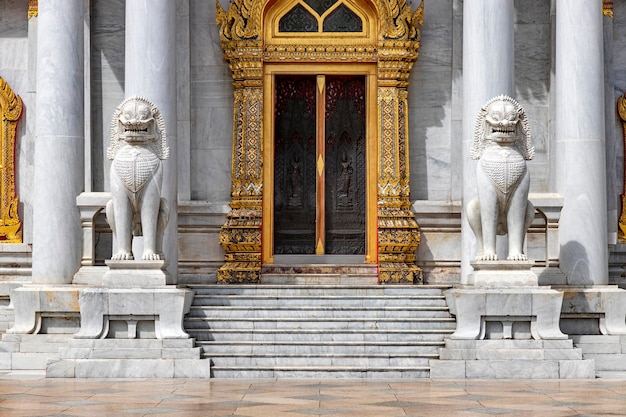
[106,96,170,261]
[466,95,535,261]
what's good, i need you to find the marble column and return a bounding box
[125,0,178,281]
[461,0,515,282]
[32,0,84,284]
[555,0,608,285]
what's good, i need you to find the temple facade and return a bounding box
[0,0,624,378]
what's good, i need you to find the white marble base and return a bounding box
[48,338,211,378]
[468,260,538,287]
[446,286,566,340]
[102,260,170,287]
[430,339,595,379]
[73,266,107,286]
[7,286,83,334]
[558,286,626,335]
[74,287,193,339]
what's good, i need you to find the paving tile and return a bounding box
[0,377,624,416]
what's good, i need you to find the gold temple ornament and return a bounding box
[0,77,23,243]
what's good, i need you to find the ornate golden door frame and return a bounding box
[263,64,378,263]
[216,0,423,284]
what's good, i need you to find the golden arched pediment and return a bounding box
[0,77,23,243]
[216,0,423,42]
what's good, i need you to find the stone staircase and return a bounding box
[184,284,455,378]
[572,335,626,379]
[0,334,72,371]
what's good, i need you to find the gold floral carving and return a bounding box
[217,0,423,283]
[0,77,23,243]
[618,92,626,241]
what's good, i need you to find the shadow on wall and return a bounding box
[407,0,454,201]
[560,240,593,286]
[90,0,126,192]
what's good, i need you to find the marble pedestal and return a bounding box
[431,261,595,379]
[102,260,171,287]
[0,285,82,372]
[446,286,566,340]
[48,262,210,378]
[8,285,82,334]
[559,286,626,335]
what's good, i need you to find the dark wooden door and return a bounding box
[274,74,366,255]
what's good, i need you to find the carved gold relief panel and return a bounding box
[0,77,23,243]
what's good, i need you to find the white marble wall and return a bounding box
[514,0,551,193]
[408,0,454,201]
[188,0,233,202]
[89,0,125,192]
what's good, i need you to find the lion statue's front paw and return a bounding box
[507,253,528,261]
[142,251,162,261]
[476,252,498,261]
[112,251,134,261]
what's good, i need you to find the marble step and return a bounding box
[0,334,73,370]
[260,264,378,285]
[191,295,447,307]
[188,284,448,297]
[208,353,434,368]
[572,335,626,373]
[185,317,456,331]
[188,306,451,319]
[186,284,454,378]
[430,359,596,379]
[210,365,431,379]
[187,328,454,343]
[198,341,444,355]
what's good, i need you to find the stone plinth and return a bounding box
[102,260,171,288]
[74,286,193,339]
[446,286,566,340]
[8,285,83,334]
[430,339,595,379]
[468,260,538,287]
[559,286,626,335]
[48,338,210,378]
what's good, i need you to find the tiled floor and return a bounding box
[0,372,625,416]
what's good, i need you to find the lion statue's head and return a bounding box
[471,95,534,161]
[107,96,169,160]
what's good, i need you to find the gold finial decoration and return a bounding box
[216,0,262,41]
[28,0,38,19]
[379,0,424,41]
[0,77,23,242]
[603,0,613,18]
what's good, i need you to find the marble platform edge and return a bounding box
[46,358,211,378]
[429,358,595,379]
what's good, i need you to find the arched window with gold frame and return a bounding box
[0,77,23,243]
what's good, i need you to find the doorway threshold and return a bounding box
[272,255,366,265]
